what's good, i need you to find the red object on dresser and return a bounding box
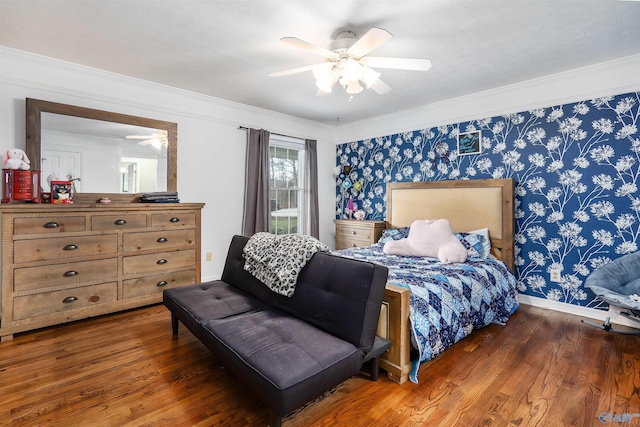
[1,169,41,203]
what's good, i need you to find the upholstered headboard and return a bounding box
[386,178,515,271]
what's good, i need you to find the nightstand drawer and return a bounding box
[334,220,386,250]
[336,237,372,249]
[336,225,374,239]
[13,282,118,320]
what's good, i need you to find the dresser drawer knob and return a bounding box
[157,259,168,265]
[63,244,78,251]
[63,270,78,277]
[156,281,168,287]
[62,296,78,303]
[351,243,357,247]
[114,219,127,225]
[351,230,357,235]
[169,217,180,223]
[157,237,168,243]
[44,222,60,228]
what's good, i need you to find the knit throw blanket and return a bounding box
[243,232,329,297]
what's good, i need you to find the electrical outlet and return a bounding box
[549,269,561,282]
[205,251,213,262]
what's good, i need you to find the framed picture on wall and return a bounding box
[457,130,482,155]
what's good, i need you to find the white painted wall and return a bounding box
[0,47,337,281]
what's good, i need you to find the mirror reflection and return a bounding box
[40,113,168,194]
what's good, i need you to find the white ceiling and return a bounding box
[1,1,639,126]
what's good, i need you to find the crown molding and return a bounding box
[336,54,640,143]
[0,47,338,143]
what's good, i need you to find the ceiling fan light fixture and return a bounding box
[316,77,334,93]
[271,27,432,99]
[312,62,333,80]
[313,63,336,93]
[342,58,365,81]
[362,67,381,88]
[345,80,363,95]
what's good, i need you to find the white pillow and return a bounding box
[470,228,491,258]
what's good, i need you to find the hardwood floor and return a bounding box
[1,304,639,427]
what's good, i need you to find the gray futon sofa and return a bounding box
[163,235,390,426]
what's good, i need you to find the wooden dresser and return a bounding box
[0,202,204,341]
[334,219,386,250]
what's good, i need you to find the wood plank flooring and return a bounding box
[1,304,639,426]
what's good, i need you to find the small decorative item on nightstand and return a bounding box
[51,180,73,204]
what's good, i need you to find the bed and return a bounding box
[334,178,519,384]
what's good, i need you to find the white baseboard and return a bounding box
[518,294,640,329]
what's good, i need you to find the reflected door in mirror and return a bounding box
[41,149,82,193]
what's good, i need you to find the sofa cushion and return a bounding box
[163,280,267,339]
[270,251,388,354]
[224,235,389,354]
[201,308,362,416]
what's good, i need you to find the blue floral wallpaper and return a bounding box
[335,91,640,308]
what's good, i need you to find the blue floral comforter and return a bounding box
[334,243,519,382]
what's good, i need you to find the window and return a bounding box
[269,136,305,235]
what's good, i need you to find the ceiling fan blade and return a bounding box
[347,27,392,58]
[280,37,340,59]
[369,78,392,95]
[269,63,323,77]
[360,57,432,71]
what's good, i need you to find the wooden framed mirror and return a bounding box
[25,98,177,203]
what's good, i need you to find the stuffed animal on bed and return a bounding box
[383,219,467,263]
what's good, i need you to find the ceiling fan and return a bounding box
[125,130,168,149]
[269,27,432,97]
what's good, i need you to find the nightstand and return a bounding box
[334,219,386,250]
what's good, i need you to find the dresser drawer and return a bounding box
[123,249,196,276]
[123,269,196,299]
[91,214,147,230]
[14,216,86,235]
[151,212,196,228]
[14,258,118,292]
[123,229,196,252]
[14,234,118,263]
[13,282,118,320]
